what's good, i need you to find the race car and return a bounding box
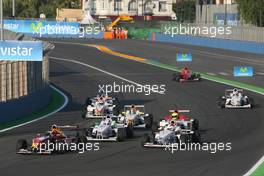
[141,120,201,148]
[218,88,254,109]
[172,67,201,82]
[152,109,199,132]
[82,93,119,119]
[118,105,153,129]
[16,125,86,155]
[86,116,133,142]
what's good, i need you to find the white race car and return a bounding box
[141,121,201,148]
[82,94,119,119]
[218,88,254,109]
[86,116,133,142]
[118,105,153,129]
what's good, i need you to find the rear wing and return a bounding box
[124,105,145,108]
[169,110,190,113]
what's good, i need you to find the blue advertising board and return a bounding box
[0,41,43,61]
[233,66,253,77]
[176,53,192,62]
[3,19,102,38]
[213,13,238,26]
[4,20,80,35]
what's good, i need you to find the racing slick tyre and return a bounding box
[249,98,254,108]
[86,127,93,137]
[82,97,92,118]
[82,108,87,118]
[192,131,201,143]
[196,74,201,81]
[117,128,126,142]
[172,73,180,82]
[140,134,150,147]
[180,134,191,144]
[144,114,153,129]
[16,139,28,152]
[152,121,159,132]
[126,126,134,138]
[218,97,226,109]
[192,119,199,131]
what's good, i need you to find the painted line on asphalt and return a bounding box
[0,85,69,133]
[50,56,164,95]
[243,156,264,176]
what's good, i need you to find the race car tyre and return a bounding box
[85,97,92,106]
[192,119,199,131]
[81,108,87,118]
[144,114,153,129]
[77,135,87,143]
[172,73,181,82]
[117,128,126,142]
[152,121,159,132]
[126,126,134,138]
[16,139,28,152]
[197,74,201,81]
[192,131,201,143]
[218,97,226,109]
[249,98,254,108]
[86,127,93,137]
[140,134,150,147]
[180,134,191,144]
[113,107,120,116]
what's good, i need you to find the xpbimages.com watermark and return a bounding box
[163,24,232,38]
[98,82,166,95]
[164,142,232,154]
[34,25,101,37]
[38,141,100,154]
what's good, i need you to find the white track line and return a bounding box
[50,56,165,95]
[218,72,230,76]
[243,155,264,176]
[0,85,68,133]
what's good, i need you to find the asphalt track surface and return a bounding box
[50,39,264,88]
[0,39,264,176]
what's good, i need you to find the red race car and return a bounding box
[172,67,201,82]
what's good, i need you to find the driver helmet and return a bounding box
[52,124,58,130]
[233,88,238,95]
[170,120,175,126]
[171,112,179,120]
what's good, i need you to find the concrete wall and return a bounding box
[0,56,49,102]
[150,32,264,54]
[0,30,53,124]
[0,87,51,123]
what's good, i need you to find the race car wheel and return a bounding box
[81,108,87,118]
[192,131,201,143]
[180,134,191,144]
[218,97,226,109]
[173,73,181,82]
[85,97,92,106]
[144,114,153,129]
[77,135,87,143]
[86,127,93,137]
[140,134,150,147]
[197,74,201,81]
[113,107,120,116]
[117,128,126,142]
[126,126,134,138]
[16,139,28,152]
[249,98,254,108]
[151,121,159,132]
[192,119,199,131]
